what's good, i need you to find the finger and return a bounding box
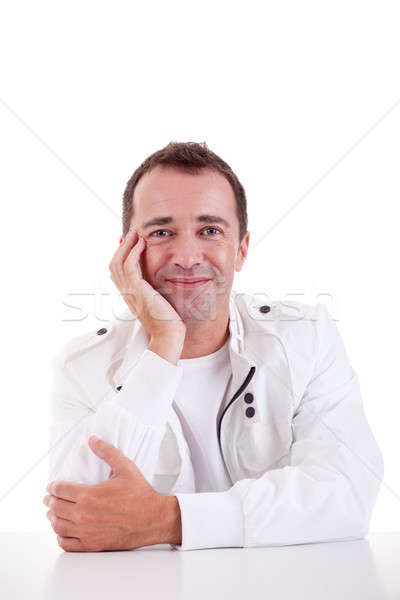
[57,535,86,552]
[47,480,89,502]
[110,228,139,267]
[49,513,80,538]
[44,494,76,520]
[89,437,132,477]
[110,230,143,288]
[124,236,145,279]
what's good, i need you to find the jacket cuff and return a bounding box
[169,489,244,551]
[116,349,183,428]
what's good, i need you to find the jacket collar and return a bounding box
[226,290,261,398]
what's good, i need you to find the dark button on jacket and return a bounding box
[245,406,255,418]
[259,305,270,314]
[97,328,107,335]
[244,392,254,404]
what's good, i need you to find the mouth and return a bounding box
[165,278,212,289]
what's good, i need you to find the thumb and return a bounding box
[88,435,132,478]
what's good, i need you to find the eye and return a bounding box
[149,227,222,238]
[149,229,170,238]
[202,227,222,236]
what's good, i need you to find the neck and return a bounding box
[180,312,230,359]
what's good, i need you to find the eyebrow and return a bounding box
[141,214,231,230]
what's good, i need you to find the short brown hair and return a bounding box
[122,141,248,242]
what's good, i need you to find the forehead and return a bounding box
[132,165,237,219]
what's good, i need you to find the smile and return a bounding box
[166,279,211,288]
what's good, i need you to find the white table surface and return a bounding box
[1,532,399,599]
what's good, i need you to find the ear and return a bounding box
[235,231,250,272]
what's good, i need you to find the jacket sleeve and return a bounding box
[48,347,183,486]
[170,303,384,551]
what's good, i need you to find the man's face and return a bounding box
[126,165,249,322]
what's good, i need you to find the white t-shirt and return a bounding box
[172,337,233,493]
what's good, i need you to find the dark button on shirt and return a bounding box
[97,328,107,335]
[244,392,254,404]
[116,385,122,392]
[245,406,255,418]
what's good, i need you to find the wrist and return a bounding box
[148,333,185,365]
[149,322,186,342]
[146,494,182,547]
[163,495,182,546]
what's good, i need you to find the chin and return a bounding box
[173,290,219,322]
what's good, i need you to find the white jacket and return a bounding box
[48,290,384,551]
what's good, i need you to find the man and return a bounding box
[44,141,384,552]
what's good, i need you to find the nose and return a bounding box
[171,231,203,270]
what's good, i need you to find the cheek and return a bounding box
[141,246,165,279]
[210,247,236,290]
[208,242,236,268]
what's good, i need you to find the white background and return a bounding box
[0,0,399,533]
